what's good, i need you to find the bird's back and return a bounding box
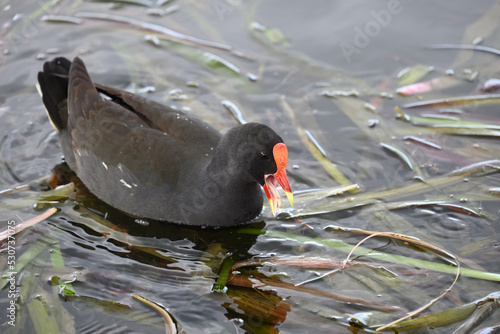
[38,57,222,221]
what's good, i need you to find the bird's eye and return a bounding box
[260,152,270,160]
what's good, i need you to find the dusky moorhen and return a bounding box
[37,57,293,226]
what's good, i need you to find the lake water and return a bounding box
[1,1,500,333]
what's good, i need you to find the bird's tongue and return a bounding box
[263,143,294,216]
[264,174,281,216]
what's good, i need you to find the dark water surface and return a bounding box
[1,1,500,333]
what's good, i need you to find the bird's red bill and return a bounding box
[264,143,294,216]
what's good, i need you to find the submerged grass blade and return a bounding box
[396,76,460,96]
[49,276,76,333]
[212,257,233,292]
[27,298,61,334]
[385,293,500,332]
[380,142,424,176]
[225,285,291,329]
[183,3,253,60]
[250,22,289,45]
[297,127,356,188]
[41,15,82,24]
[50,242,76,298]
[36,182,76,202]
[88,0,154,7]
[406,115,500,130]
[285,162,496,219]
[450,159,500,176]
[248,15,365,83]
[396,107,500,136]
[397,64,434,85]
[385,301,477,331]
[403,135,442,150]
[21,0,61,32]
[293,184,360,202]
[0,208,58,243]
[0,240,50,290]
[429,44,500,56]
[383,200,488,219]
[281,97,357,189]
[402,94,500,109]
[228,275,404,313]
[74,12,233,51]
[0,184,30,197]
[222,100,247,125]
[132,294,176,334]
[67,295,130,311]
[65,206,136,245]
[152,38,255,84]
[342,232,460,331]
[417,127,500,136]
[451,297,499,334]
[112,42,144,89]
[238,229,500,282]
[304,129,328,157]
[14,263,41,332]
[201,51,242,75]
[232,256,344,271]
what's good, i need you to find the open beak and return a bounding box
[263,143,294,216]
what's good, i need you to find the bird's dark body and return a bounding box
[38,57,283,226]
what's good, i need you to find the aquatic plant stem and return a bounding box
[238,229,500,282]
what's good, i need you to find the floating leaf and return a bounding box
[50,243,77,298]
[51,276,77,297]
